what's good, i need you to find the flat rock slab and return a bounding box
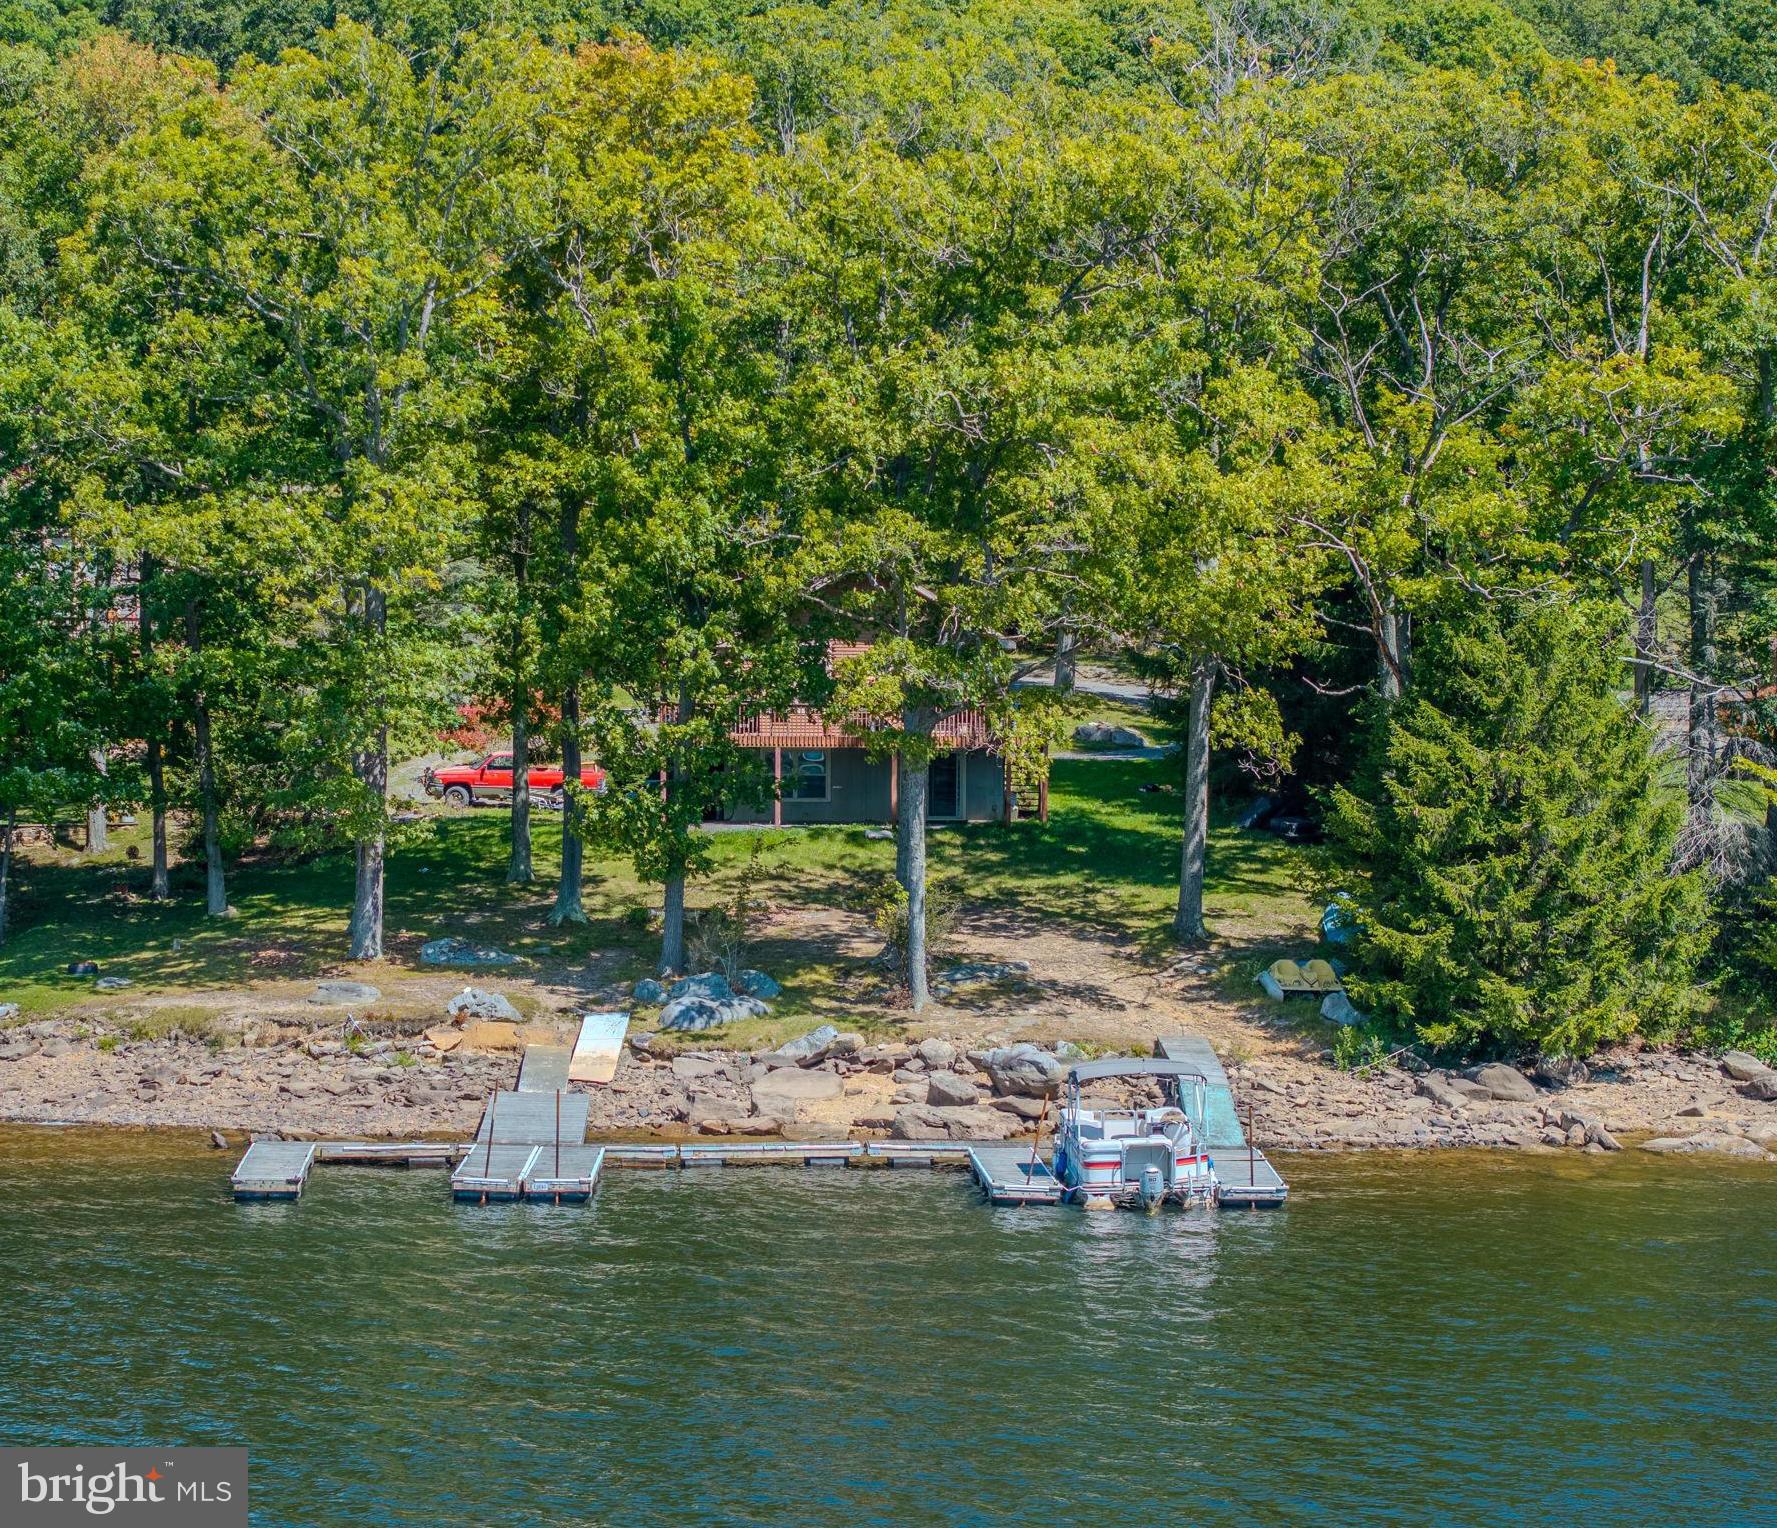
[750,1069,844,1108]
[310,981,382,1005]
[1641,1132,1772,1158]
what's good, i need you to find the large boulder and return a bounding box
[828,1032,866,1058]
[1466,1062,1539,1103]
[660,994,767,1032]
[774,1024,839,1067]
[670,972,734,1003]
[1721,1050,1773,1083]
[915,1038,957,1069]
[0,1003,18,1024]
[1073,721,1148,749]
[926,1071,979,1108]
[446,988,521,1024]
[988,1094,1047,1121]
[420,937,518,968]
[0,1035,41,1062]
[1739,1073,1777,1102]
[632,978,668,1005]
[1532,1055,1589,1090]
[750,1067,844,1115]
[984,1043,1064,1099]
[735,969,782,1000]
[1417,1073,1481,1110]
[1320,992,1366,1028]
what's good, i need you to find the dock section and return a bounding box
[968,1145,1064,1206]
[230,1140,317,1201]
[453,1085,596,1202]
[1155,1034,1289,1207]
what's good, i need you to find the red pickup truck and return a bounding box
[422,753,606,809]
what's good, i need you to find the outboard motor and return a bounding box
[1139,1164,1165,1212]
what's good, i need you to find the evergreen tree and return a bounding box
[1327,602,1711,1057]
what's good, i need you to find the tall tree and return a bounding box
[89,22,559,956]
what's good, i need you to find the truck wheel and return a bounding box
[443,785,472,808]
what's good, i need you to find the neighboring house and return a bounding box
[719,705,1018,827]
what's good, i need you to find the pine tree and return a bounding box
[1327,603,1711,1058]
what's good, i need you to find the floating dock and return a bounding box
[968,1145,1064,1206]
[230,1140,317,1201]
[233,1035,1285,1209]
[1155,1034,1289,1206]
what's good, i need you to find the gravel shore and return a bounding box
[4,1009,1776,1160]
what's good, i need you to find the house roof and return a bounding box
[731,706,995,751]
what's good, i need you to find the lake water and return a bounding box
[2,1128,1774,1525]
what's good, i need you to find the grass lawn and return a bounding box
[0,757,1316,1019]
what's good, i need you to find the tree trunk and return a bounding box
[898,749,931,1010]
[196,702,227,918]
[1633,558,1658,717]
[0,807,13,948]
[507,682,532,884]
[1054,627,1076,693]
[549,684,586,925]
[660,872,686,977]
[349,586,388,959]
[185,600,227,917]
[1173,659,1215,944]
[656,685,697,974]
[1686,552,1719,819]
[1378,601,1406,701]
[507,501,533,885]
[86,748,108,853]
[140,555,169,899]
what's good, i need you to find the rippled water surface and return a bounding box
[2,1128,1775,1525]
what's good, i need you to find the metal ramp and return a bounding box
[968,1145,1064,1206]
[474,1089,588,1143]
[1156,1033,1289,1207]
[516,1045,573,1092]
[231,1140,318,1201]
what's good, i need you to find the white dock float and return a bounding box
[968,1145,1064,1206]
[231,1140,318,1201]
[521,1145,605,1203]
[452,1144,541,1202]
[602,1140,866,1169]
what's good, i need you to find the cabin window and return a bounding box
[784,749,829,801]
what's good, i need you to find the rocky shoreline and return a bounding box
[3,1010,1777,1160]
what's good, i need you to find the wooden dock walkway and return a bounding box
[230,1140,318,1201]
[968,1145,1064,1206]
